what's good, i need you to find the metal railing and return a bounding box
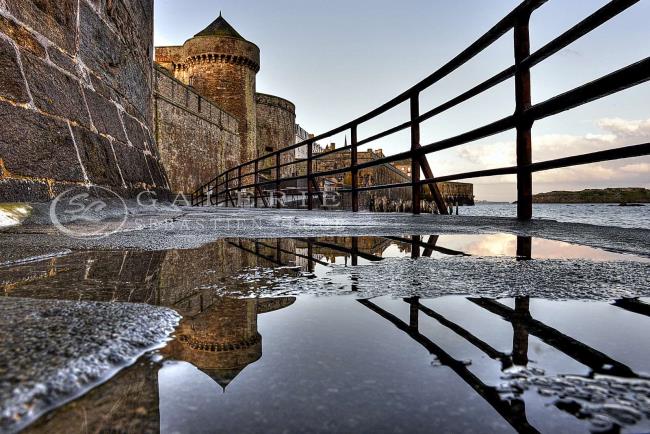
[191,0,650,220]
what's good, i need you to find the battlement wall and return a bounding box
[154,65,241,194]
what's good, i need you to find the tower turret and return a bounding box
[159,14,260,167]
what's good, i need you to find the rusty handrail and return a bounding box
[191,0,647,219]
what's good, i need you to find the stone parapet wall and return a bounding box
[154,45,182,74]
[0,0,169,202]
[155,28,260,169]
[154,65,241,194]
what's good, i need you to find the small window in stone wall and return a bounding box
[265,146,274,153]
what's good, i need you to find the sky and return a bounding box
[154,0,650,201]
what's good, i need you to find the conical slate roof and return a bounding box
[195,13,244,39]
[204,367,245,391]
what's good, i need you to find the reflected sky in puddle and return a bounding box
[3,233,649,433]
[153,295,650,434]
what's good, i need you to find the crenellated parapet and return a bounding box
[255,93,296,114]
[184,52,260,72]
[155,15,260,166]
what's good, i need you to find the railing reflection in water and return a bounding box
[6,234,649,433]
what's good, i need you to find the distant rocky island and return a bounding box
[532,188,650,204]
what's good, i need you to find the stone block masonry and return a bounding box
[154,65,241,195]
[0,0,170,203]
[256,93,296,177]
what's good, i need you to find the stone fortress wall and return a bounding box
[0,3,472,206]
[0,0,169,202]
[154,15,299,195]
[255,93,296,176]
[153,65,241,194]
[155,19,261,169]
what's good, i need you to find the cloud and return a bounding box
[456,117,650,187]
[597,118,650,141]
[620,163,650,174]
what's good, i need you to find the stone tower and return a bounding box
[158,14,260,166]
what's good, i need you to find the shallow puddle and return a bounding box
[1,233,649,433]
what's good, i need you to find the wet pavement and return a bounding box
[2,207,650,261]
[1,225,649,433]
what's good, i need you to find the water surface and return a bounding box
[460,203,650,230]
[2,233,649,433]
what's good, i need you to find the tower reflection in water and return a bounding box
[164,297,295,391]
[11,234,649,433]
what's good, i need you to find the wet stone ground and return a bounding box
[1,211,650,433]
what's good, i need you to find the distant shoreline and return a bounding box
[474,202,646,206]
[532,188,650,204]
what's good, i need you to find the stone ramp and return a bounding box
[1,207,649,262]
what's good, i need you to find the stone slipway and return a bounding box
[0,297,179,433]
[1,207,649,262]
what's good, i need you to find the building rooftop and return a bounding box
[195,13,245,40]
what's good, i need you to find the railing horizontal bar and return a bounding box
[339,143,650,194]
[312,144,354,160]
[255,240,331,266]
[419,68,516,124]
[312,166,354,178]
[408,0,546,95]
[524,0,640,70]
[338,182,412,193]
[414,0,640,130]
[385,236,469,256]
[412,142,650,185]
[277,158,307,169]
[192,0,643,208]
[529,142,650,172]
[417,116,516,158]
[357,121,412,147]
[219,0,630,186]
[236,173,306,189]
[343,116,517,177]
[300,239,384,262]
[354,150,414,172]
[416,167,518,184]
[208,0,544,172]
[527,57,650,121]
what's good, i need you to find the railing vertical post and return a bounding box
[410,94,421,215]
[307,141,313,211]
[512,296,530,366]
[254,160,259,208]
[275,152,281,209]
[351,126,359,212]
[411,235,421,259]
[237,166,242,208]
[216,179,221,206]
[225,171,230,208]
[307,238,314,272]
[406,296,420,330]
[218,175,223,206]
[516,235,532,260]
[514,11,533,221]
